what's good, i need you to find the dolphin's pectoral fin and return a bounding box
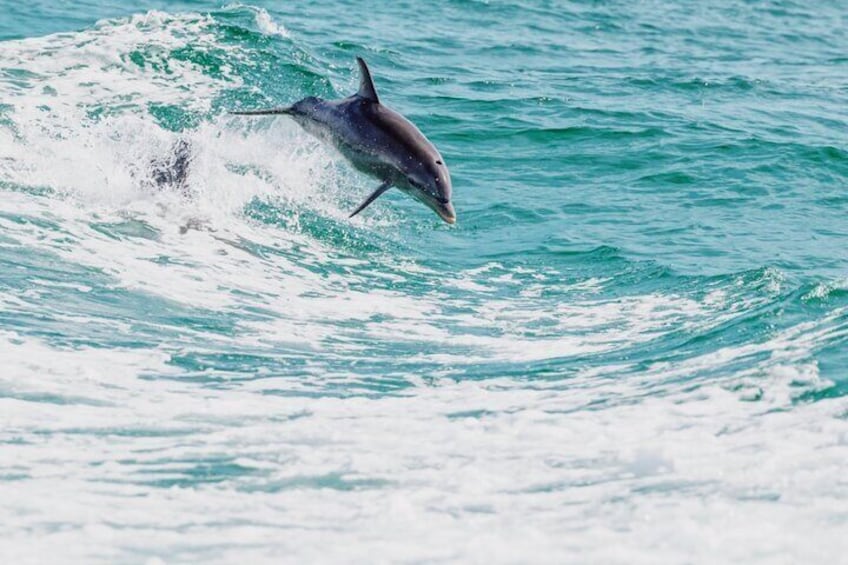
[349,180,392,219]
[356,57,380,104]
[229,107,292,116]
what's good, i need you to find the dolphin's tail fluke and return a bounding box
[229,107,293,116]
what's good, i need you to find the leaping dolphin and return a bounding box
[232,57,455,224]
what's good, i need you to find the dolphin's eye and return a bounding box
[436,160,443,165]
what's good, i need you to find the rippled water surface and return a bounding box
[1,1,847,563]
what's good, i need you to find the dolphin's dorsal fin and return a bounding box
[356,57,379,103]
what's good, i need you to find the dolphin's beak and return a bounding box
[435,201,456,224]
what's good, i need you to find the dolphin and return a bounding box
[232,57,455,224]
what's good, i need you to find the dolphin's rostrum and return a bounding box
[232,57,455,224]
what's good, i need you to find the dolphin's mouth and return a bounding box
[434,201,456,224]
[410,190,456,224]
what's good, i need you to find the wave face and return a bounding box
[1,3,847,563]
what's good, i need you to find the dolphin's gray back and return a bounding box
[293,95,441,184]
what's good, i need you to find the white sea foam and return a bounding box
[0,329,846,564]
[223,3,291,37]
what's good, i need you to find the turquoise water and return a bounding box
[1,1,847,562]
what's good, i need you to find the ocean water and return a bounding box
[1,1,847,562]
